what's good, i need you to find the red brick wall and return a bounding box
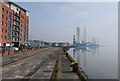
[0,2,29,46]
[1,2,13,46]
[19,11,29,45]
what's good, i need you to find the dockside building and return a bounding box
[0,1,29,47]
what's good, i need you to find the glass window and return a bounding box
[2,14,4,18]
[1,29,3,32]
[8,12,12,40]
[6,10,8,14]
[4,36,6,39]
[17,8,19,11]
[15,16,17,19]
[1,35,2,39]
[15,38,17,41]
[5,29,7,33]
[15,33,16,35]
[2,8,4,12]
[5,23,7,26]
[5,17,7,20]
[1,21,3,25]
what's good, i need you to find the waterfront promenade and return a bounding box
[58,48,80,80]
[2,47,81,80]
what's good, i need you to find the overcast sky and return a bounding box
[15,2,117,46]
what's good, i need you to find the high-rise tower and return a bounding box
[76,27,80,43]
[73,35,76,44]
[83,27,86,43]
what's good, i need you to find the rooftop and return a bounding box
[1,0,29,12]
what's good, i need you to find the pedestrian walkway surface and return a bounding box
[2,47,60,80]
[58,49,81,80]
[2,48,49,66]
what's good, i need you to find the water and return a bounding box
[67,46,118,79]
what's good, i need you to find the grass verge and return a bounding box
[51,48,61,80]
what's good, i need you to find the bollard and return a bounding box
[65,53,68,57]
[70,62,79,72]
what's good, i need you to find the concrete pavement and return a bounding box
[2,48,49,66]
[2,47,60,79]
[58,48,80,80]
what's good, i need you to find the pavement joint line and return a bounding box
[2,48,51,67]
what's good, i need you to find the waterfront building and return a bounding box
[29,40,45,47]
[0,1,29,47]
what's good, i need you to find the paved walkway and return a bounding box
[58,49,80,80]
[2,47,60,79]
[2,48,49,66]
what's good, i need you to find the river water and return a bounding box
[67,46,118,79]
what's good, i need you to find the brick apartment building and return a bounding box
[0,1,29,47]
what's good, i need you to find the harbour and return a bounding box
[0,1,118,81]
[66,46,118,79]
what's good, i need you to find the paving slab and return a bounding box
[2,47,60,79]
[58,49,80,80]
[2,48,49,66]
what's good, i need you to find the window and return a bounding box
[2,8,4,12]
[15,33,17,35]
[5,23,7,26]
[17,8,19,11]
[15,38,17,41]
[5,17,7,20]
[21,20,22,23]
[5,29,7,33]
[1,21,3,25]
[1,29,3,32]
[15,16,17,20]
[4,36,6,39]
[1,35,2,39]
[2,15,4,18]
[6,10,8,14]
[8,12,12,40]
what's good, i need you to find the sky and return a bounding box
[15,2,117,46]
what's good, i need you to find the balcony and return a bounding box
[13,23,20,27]
[12,28,19,32]
[12,37,19,42]
[12,39,19,42]
[13,18,20,23]
[13,11,20,17]
[12,34,19,37]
